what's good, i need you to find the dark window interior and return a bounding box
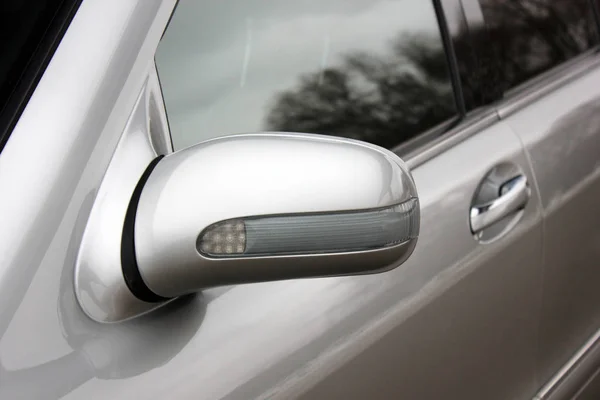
[0,0,82,153]
[456,0,600,110]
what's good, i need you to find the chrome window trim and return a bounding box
[405,108,498,169]
[533,327,600,400]
[405,48,600,169]
[392,116,460,157]
[497,49,600,119]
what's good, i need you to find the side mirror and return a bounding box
[132,133,419,299]
[76,132,419,322]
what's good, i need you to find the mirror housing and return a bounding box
[75,105,419,323]
[130,133,419,300]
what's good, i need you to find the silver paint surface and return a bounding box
[7,0,600,399]
[502,55,600,398]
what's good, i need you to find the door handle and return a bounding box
[470,175,530,233]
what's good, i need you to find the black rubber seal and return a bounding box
[121,155,171,303]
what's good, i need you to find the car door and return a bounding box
[518,59,600,400]
[453,1,600,398]
[463,1,600,398]
[0,1,544,400]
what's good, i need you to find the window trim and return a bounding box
[405,106,498,168]
[591,0,600,40]
[433,0,467,116]
[390,0,469,158]
[497,48,600,118]
[393,116,461,158]
[0,0,83,154]
[404,0,600,169]
[406,49,600,169]
[400,0,499,167]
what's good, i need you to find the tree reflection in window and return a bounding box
[266,34,456,149]
[266,0,599,148]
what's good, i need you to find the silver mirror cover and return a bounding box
[132,133,419,299]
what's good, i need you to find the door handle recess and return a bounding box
[470,175,530,233]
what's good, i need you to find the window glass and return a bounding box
[156,0,457,151]
[461,0,599,107]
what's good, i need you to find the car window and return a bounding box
[156,0,458,151]
[0,0,82,153]
[459,0,599,109]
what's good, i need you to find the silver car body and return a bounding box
[1,1,600,399]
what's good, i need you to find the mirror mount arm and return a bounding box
[75,84,175,323]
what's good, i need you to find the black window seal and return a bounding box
[0,0,83,154]
[591,0,600,39]
[433,0,467,118]
[391,0,469,158]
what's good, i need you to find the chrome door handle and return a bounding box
[470,175,530,233]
